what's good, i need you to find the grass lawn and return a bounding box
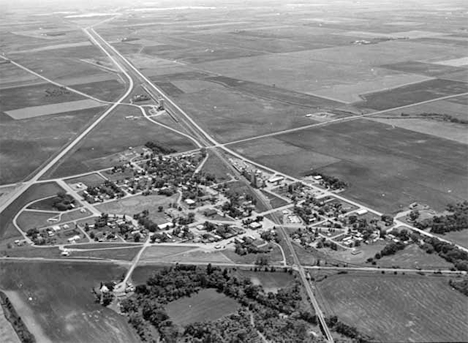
[317,273,468,342]
[16,210,59,231]
[95,194,177,223]
[131,265,167,285]
[1,247,62,259]
[69,247,141,261]
[376,244,453,270]
[139,246,198,262]
[0,182,64,239]
[0,261,139,343]
[65,173,106,188]
[166,288,240,326]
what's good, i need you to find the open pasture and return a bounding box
[0,107,103,185]
[166,288,241,326]
[48,104,196,178]
[357,78,468,111]
[317,274,468,342]
[231,119,467,212]
[71,79,125,102]
[174,86,316,143]
[0,261,139,343]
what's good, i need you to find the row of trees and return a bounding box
[415,201,468,235]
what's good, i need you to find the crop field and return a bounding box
[166,288,241,326]
[357,79,468,111]
[2,247,62,259]
[7,53,117,85]
[0,106,103,184]
[139,246,199,262]
[236,270,295,293]
[0,182,63,238]
[48,104,196,178]
[0,83,86,112]
[95,194,177,223]
[232,119,467,212]
[317,274,468,342]
[0,261,140,343]
[5,99,105,120]
[0,61,44,88]
[369,96,468,144]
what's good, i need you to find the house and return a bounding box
[355,209,368,216]
[268,176,284,184]
[204,209,218,217]
[249,222,262,230]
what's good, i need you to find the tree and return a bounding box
[158,205,163,212]
[409,210,420,222]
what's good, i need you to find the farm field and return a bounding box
[95,194,177,224]
[317,273,468,342]
[47,104,196,178]
[356,79,468,111]
[0,106,104,185]
[2,247,62,259]
[231,119,468,212]
[0,83,86,112]
[0,261,139,343]
[368,95,468,144]
[166,288,241,326]
[71,79,125,102]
